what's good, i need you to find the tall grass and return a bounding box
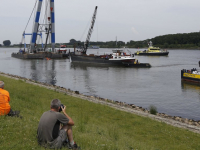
[1,75,200,150]
[149,105,158,115]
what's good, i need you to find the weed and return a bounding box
[149,105,158,115]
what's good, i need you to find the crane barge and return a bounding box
[70,6,151,68]
[12,0,68,59]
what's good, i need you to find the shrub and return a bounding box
[149,105,157,115]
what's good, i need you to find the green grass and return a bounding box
[1,75,200,150]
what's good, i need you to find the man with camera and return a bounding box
[37,99,80,149]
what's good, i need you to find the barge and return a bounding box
[70,6,151,68]
[11,0,69,60]
[12,51,68,59]
[70,49,151,68]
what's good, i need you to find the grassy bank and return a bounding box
[1,75,200,150]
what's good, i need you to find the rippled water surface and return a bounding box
[1,48,200,120]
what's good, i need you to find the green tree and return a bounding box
[69,39,77,45]
[3,40,11,46]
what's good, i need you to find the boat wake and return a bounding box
[154,64,197,68]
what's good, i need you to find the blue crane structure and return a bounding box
[22,32,43,49]
[30,0,55,53]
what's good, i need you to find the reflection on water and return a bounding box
[1,48,200,120]
[181,81,200,93]
[70,62,121,70]
[29,60,57,85]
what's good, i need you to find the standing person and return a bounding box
[37,99,80,149]
[0,81,20,117]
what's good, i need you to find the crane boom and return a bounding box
[83,6,98,54]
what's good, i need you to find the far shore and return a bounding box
[1,46,200,50]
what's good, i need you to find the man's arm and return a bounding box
[62,105,74,126]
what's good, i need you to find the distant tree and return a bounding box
[3,40,11,46]
[69,39,77,45]
[0,44,2,47]
[163,43,169,48]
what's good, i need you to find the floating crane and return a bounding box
[12,0,69,59]
[30,0,55,53]
[82,6,98,54]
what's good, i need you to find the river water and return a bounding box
[1,48,200,120]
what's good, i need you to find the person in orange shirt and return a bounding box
[0,81,21,117]
[0,81,11,115]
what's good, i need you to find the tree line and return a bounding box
[64,39,126,48]
[2,32,200,49]
[65,32,200,49]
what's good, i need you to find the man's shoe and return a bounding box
[68,143,81,150]
[8,110,20,117]
[13,111,20,115]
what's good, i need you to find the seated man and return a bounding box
[0,81,11,115]
[0,81,20,117]
[37,99,80,149]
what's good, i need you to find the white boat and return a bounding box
[88,45,100,49]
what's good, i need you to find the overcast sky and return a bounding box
[0,0,200,45]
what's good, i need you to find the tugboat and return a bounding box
[56,45,69,58]
[181,68,200,84]
[135,41,169,56]
[70,6,151,68]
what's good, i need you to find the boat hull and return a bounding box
[122,63,151,68]
[181,70,200,84]
[71,54,133,64]
[11,52,68,59]
[135,52,169,56]
[70,54,151,68]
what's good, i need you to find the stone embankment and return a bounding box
[1,71,200,134]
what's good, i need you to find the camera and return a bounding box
[59,104,64,112]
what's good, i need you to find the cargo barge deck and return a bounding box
[11,52,68,59]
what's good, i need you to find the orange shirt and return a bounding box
[0,88,10,115]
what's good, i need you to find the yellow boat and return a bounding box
[181,68,200,84]
[135,41,169,56]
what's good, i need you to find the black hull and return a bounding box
[181,70,200,84]
[123,63,151,68]
[70,54,151,68]
[11,52,69,59]
[135,52,169,56]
